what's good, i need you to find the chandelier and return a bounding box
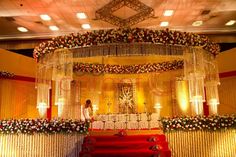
[95,0,154,27]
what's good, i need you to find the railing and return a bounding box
[0,134,85,157]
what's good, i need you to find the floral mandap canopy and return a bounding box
[33,28,220,118]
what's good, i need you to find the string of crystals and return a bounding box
[204,53,220,115]
[184,47,206,115]
[52,49,73,118]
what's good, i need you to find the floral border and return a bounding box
[0,119,89,134]
[73,60,183,74]
[33,28,220,60]
[161,115,236,132]
[0,71,14,78]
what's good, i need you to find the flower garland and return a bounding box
[73,60,183,74]
[0,71,14,78]
[0,119,89,134]
[161,115,236,132]
[33,28,220,60]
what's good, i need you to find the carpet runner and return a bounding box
[80,133,171,157]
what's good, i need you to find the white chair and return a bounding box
[115,114,126,129]
[139,113,148,129]
[150,113,160,129]
[128,114,138,129]
[105,114,114,130]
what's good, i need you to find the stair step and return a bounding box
[84,134,166,142]
[80,149,171,157]
[81,134,171,157]
[83,141,169,150]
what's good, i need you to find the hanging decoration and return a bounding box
[73,60,184,75]
[36,55,52,117]
[184,47,206,115]
[52,49,73,118]
[205,54,220,115]
[33,28,220,61]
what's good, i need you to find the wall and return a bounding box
[0,49,38,118]
[216,48,236,114]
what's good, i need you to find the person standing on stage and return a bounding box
[83,99,93,120]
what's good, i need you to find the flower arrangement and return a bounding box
[73,60,183,74]
[0,71,14,78]
[0,119,89,134]
[33,28,220,61]
[161,115,236,132]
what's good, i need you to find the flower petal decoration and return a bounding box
[161,115,236,132]
[73,60,184,75]
[33,28,220,61]
[0,119,89,134]
[0,71,14,78]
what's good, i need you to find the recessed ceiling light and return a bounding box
[160,22,169,27]
[40,14,51,21]
[76,12,87,19]
[49,25,59,31]
[82,24,91,29]
[225,20,236,26]
[192,21,203,26]
[163,10,174,16]
[17,27,28,32]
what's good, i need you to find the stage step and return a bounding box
[80,133,171,157]
[84,134,166,142]
[90,129,163,136]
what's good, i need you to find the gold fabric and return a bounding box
[166,130,236,157]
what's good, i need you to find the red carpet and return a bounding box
[80,134,171,157]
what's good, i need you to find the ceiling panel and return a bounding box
[0,0,235,40]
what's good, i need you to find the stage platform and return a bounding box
[89,129,163,136]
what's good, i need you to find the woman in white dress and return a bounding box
[83,99,93,120]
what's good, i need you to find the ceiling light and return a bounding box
[76,12,87,19]
[225,20,236,26]
[160,22,169,27]
[81,24,91,29]
[163,10,174,16]
[40,14,51,21]
[192,21,203,26]
[49,25,59,31]
[17,27,28,32]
